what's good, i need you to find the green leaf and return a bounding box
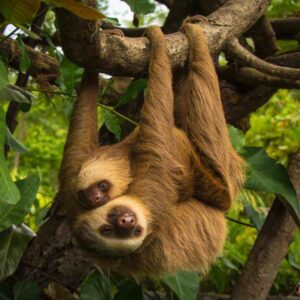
[243,203,265,231]
[121,0,155,14]
[80,270,112,300]
[117,79,147,106]
[0,60,8,89]
[16,36,30,74]
[103,17,120,26]
[209,265,226,293]
[103,109,121,141]
[287,254,300,271]
[114,280,143,300]
[17,24,41,40]
[0,86,31,104]
[60,57,84,92]
[220,256,239,272]
[245,147,300,224]
[5,127,29,153]
[0,176,40,231]
[0,106,20,205]
[13,282,43,300]
[163,271,199,300]
[45,0,106,20]
[0,0,40,25]
[0,224,35,281]
[228,125,245,153]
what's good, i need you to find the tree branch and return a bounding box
[227,38,300,80]
[220,66,300,89]
[222,83,276,124]
[56,0,269,76]
[247,16,278,58]
[0,36,59,79]
[271,17,300,40]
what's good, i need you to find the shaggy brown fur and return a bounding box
[58,21,244,274]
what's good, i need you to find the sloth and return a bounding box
[58,20,244,274]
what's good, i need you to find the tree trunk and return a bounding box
[231,150,300,300]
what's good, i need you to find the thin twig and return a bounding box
[24,87,73,96]
[98,103,138,126]
[226,216,255,228]
[0,28,19,44]
[25,87,138,125]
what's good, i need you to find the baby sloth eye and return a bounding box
[98,180,110,192]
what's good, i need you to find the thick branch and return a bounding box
[220,66,300,89]
[271,17,300,40]
[56,0,269,76]
[222,83,275,123]
[0,36,59,79]
[247,16,278,58]
[227,38,300,80]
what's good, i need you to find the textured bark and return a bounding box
[56,0,269,76]
[16,207,92,290]
[231,150,300,300]
[248,16,279,58]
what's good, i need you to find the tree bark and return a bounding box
[231,150,300,300]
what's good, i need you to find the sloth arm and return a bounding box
[59,71,99,194]
[127,26,180,215]
[175,23,244,211]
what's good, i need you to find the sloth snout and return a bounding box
[117,213,136,229]
[107,206,138,236]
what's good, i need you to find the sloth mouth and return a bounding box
[99,224,143,239]
[74,221,144,257]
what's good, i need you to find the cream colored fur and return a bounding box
[76,196,151,254]
[77,154,132,199]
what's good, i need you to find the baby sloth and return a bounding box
[58,20,244,274]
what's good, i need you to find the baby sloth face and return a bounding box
[73,196,151,256]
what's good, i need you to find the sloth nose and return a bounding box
[117,213,136,229]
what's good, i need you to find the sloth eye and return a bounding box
[100,225,113,236]
[134,227,142,237]
[98,180,110,192]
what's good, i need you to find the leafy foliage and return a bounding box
[0,225,35,281]
[244,146,300,224]
[0,176,40,231]
[80,271,112,300]
[0,0,40,25]
[0,107,20,205]
[121,0,155,15]
[163,272,199,300]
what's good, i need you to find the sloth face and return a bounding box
[74,196,151,256]
[76,154,132,209]
[78,180,111,208]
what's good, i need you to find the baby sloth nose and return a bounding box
[117,213,136,229]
